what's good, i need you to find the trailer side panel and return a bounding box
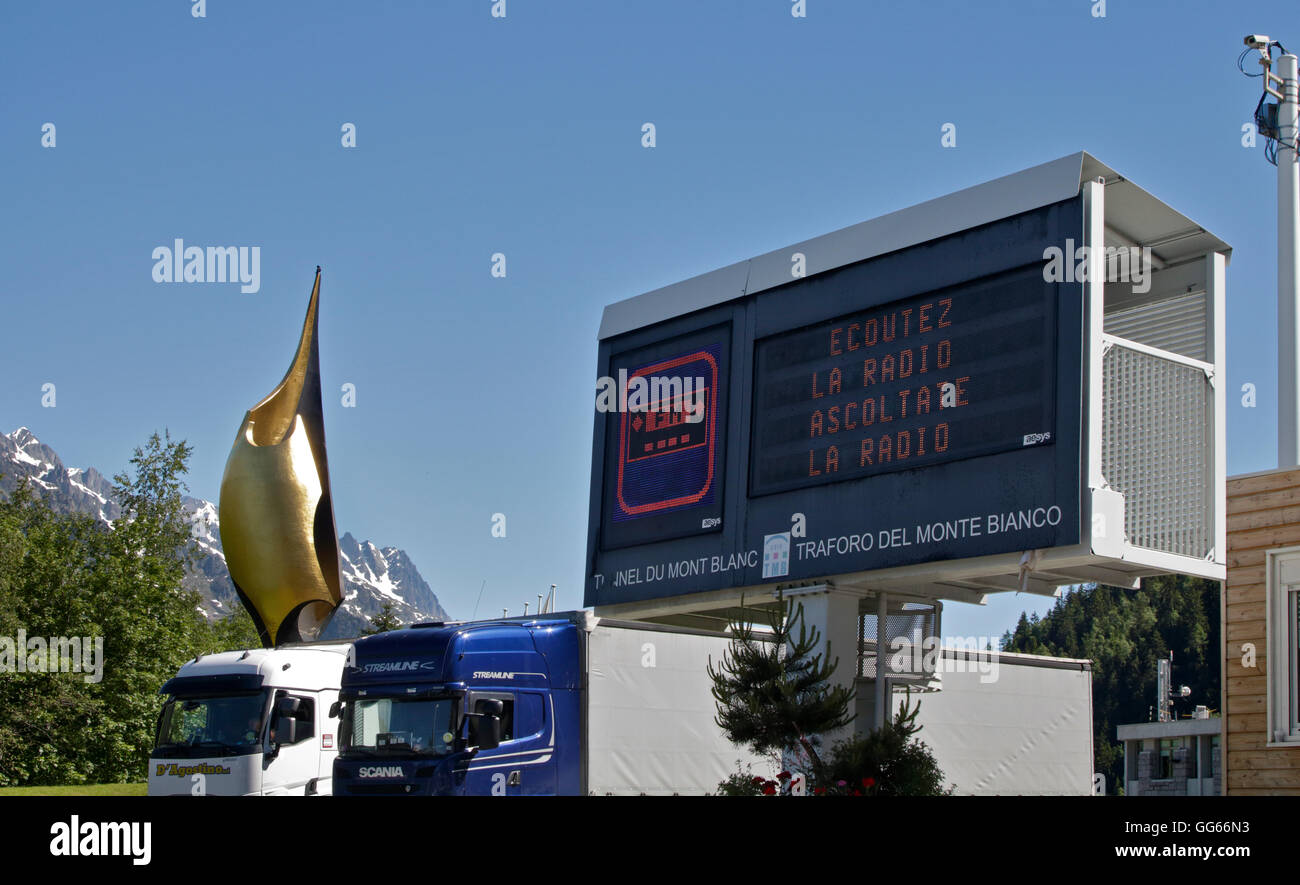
[586,623,762,795]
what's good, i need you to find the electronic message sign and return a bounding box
[750,265,1056,496]
[599,326,730,550]
[585,197,1085,609]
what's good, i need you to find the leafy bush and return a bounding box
[821,695,952,796]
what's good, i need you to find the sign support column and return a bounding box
[786,585,861,748]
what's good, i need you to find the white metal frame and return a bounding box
[1265,545,1300,745]
[1084,179,1227,575]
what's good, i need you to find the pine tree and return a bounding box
[361,601,403,636]
[707,590,855,785]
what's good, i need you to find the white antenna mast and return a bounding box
[1244,35,1300,466]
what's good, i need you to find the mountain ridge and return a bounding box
[0,427,450,639]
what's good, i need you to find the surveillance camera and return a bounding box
[1244,34,1270,49]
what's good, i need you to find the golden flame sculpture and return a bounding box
[219,267,342,647]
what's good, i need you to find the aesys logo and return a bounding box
[358,766,406,779]
[762,532,791,579]
[155,762,231,777]
[472,671,515,680]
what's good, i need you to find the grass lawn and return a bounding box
[0,783,147,796]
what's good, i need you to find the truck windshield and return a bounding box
[154,692,269,758]
[342,697,456,756]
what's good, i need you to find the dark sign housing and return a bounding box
[582,150,1232,623]
[585,195,1086,610]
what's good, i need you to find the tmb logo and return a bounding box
[763,532,791,579]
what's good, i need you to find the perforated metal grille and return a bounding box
[858,604,938,679]
[1101,340,1211,558]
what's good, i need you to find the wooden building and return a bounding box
[1223,467,1300,794]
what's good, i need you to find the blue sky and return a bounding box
[0,1,1289,641]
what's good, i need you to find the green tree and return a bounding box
[85,432,206,781]
[0,432,216,786]
[204,607,263,652]
[0,482,107,784]
[361,601,403,636]
[707,590,855,785]
[1001,576,1221,795]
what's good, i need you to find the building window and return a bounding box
[1157,739,1177,780]
[1265,548,1300,743]
[1293,588,1299,734]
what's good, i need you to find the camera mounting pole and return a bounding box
[1248,36,1300,467]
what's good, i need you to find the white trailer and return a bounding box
[859,648,1094,795]
[584,618,768,795]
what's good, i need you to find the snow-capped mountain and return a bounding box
[2,427,450,638]
[0,427,122,524]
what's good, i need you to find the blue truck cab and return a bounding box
[333,614,583,796]
[333,611,760,796]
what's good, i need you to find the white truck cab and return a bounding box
[148,643,350,796]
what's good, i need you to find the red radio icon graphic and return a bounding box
[615,348,720,519]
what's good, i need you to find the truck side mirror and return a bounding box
[275,717,298,746]
[474,716,500,752]
[469,699,503,751]
[328,701,341,719]
[277,696,303,718]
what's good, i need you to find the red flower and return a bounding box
[777,770,792,781]
[751,776,765,786]
[862,777,876,789]
[814,787,826,796]
[762,783,776,796]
